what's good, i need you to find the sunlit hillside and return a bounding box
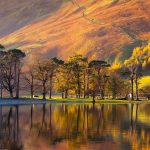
[0,0,150,62]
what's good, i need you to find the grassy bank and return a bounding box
[49,99,150,104]
[0,97,150,105]
[21,96,150,104]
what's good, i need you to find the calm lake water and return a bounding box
[0,103,150,150]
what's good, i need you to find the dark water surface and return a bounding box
[0,103,150,150]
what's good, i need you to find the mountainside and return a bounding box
[0,0,67,37]
[0,0,150,63]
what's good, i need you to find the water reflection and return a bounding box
[0,103,150,150]
[0,106,23,150]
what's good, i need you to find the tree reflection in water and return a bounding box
[0,106,23,150]
[0,103,150,150]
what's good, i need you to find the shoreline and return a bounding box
[0,98,150,106]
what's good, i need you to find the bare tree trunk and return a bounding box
[49,87,52,99]
[0,84,2,98]
[0,70,3,98]
[9,87,14,98]
[62,91,64,99]
[87,73,89,98]
[131,77,134,100]
[49,76,52,99]
[77,72,80,98]
[31,75,34,98]
[92,90,95,103]
[101,90,104,100]
[16,66,20,99]
[135,75,139,100]
[14,62,17,97]
[65,89,68,98]
[83,71,86,99]
[97,69,102,100]
[42,82,46,100]
[112,92,116,99]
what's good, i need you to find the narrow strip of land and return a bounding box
[0,98,150,106]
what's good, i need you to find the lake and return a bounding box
[0,103,150,150]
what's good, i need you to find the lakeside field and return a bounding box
[0,97,150,106]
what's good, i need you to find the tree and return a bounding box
[48,57,64,99]
[8,49,26,98]
[124,45,150,100]
[123,60,136,100]
[1,52,15,97]
[0,44,6,98]
[66,55,88,98]
[34,60,50,100]
[54,63,73,98]
[108,72,129,99]
[22,65,39,98]
[88,60,110,101]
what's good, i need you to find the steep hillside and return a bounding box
[0,0,150,63]
[0,0,68,37]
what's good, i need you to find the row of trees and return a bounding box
[23,55,130,101]
[0,44,25,98]
[124,43,150,100]
[0,43,150,101]
[24,55,112,101]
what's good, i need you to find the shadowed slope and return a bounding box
[0,0,150,62]
[0,0,68,37]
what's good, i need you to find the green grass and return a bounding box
[21,95,150,104]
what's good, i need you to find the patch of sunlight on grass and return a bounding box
[139,76,150,89]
